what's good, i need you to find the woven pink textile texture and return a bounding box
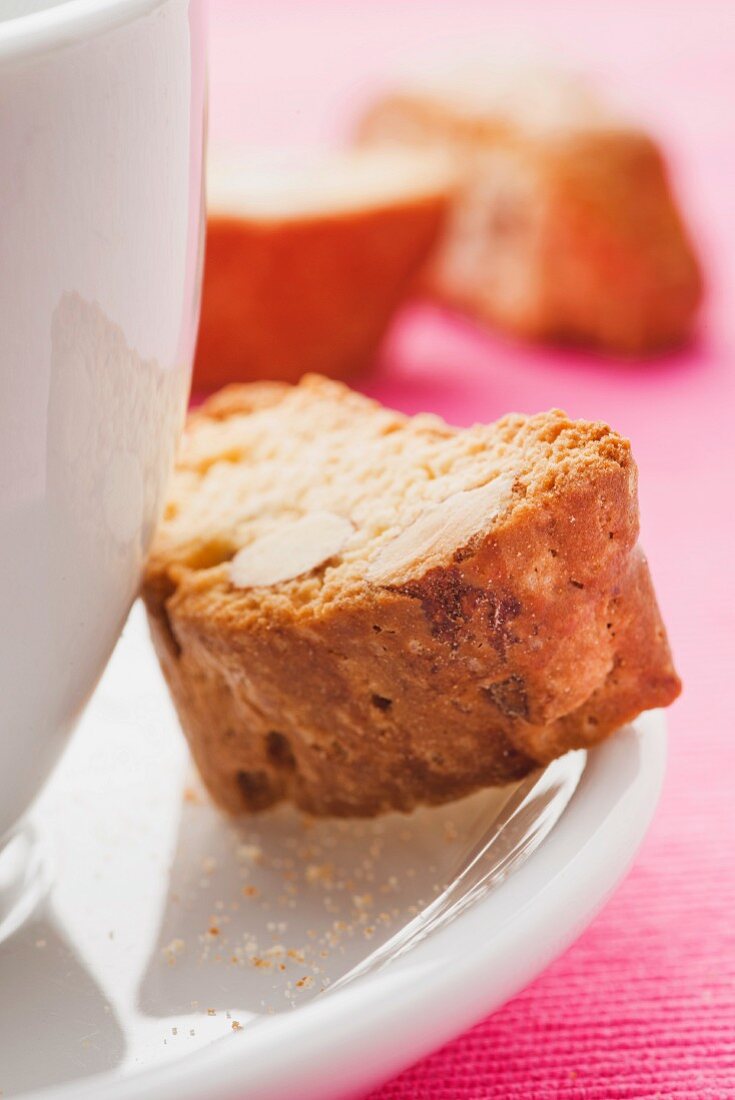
[209,3,735,1095]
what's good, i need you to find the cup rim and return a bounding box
[0,0,171,62]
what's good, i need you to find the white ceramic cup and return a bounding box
[0,0,206,841]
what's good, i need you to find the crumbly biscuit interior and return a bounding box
[152,377,624,619]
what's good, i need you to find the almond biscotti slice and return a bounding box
[194,149,453,391]
[356,65,703,355]
[143,376,680,817]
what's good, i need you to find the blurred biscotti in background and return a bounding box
[356,65,703,355]
[193,149,453,390]
[194,64,705,389]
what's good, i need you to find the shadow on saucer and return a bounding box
[135,778,505,1021]
[0,901,126,1095]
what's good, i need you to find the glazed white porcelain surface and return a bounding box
[0,604,666,1100]
[0,0,206,838]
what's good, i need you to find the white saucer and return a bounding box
[3,604,666,1100]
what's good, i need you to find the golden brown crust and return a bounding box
[143,377,680,817]
[356,87,703,355]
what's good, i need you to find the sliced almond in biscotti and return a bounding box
[366,476,516,585]
[193,149,455,391]
[230,512,355,589]
[143,375,680,817]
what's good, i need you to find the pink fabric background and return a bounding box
[208,3,735,1095]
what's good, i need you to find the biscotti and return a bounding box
[193,150,453,390]
[356,65,703,355]
[143,376,680,817]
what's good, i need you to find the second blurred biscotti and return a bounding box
[193,150,453,390]
[356,66,703,355]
